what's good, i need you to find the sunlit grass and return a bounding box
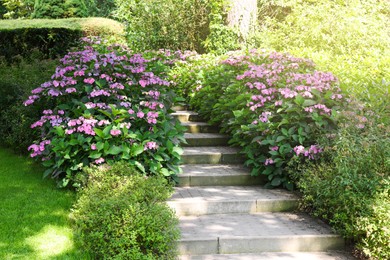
[0,147,90,259]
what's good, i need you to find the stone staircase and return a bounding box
[169,109,352,259]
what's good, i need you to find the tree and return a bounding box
[32,0,87,18]
[1,0,35,19]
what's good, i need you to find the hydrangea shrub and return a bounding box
[25,38,185,187]
[172,49,344,189]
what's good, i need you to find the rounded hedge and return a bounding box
[71,162,179,259]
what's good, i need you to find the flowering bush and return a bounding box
[25,38,185,187]
[171,49,344,189]
[290,105,390,259]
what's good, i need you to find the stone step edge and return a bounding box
[172,111,203,122]
[178,251,354,260]
[178,235,345,255]
[183,133,230,147]
[181,122,220,133]
[168,198,298,216]
[177,175,265,187]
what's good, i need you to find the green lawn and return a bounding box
[0,147,89,259]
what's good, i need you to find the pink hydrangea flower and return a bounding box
[137,111,145,118]
[110,129,121,136]
[84,78,95,84]
[95,157,105,164]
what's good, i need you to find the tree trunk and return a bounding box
[227,0,258,38]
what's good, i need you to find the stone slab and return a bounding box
[182,122,220,133]
[179,251,355,260]
[178,164,265,186]
[179,213,344,254]
[181,147,244,164]
[168,186,298,215]
[172,111,203,122]
[183,133,230,147]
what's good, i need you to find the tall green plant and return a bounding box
[291,101,390,259]
[32,0,88,18]
[203,0,240,54]
[114,0,210,52]
[84,0,115,17]
[1,0,34,18]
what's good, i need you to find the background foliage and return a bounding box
[32,0,88,18]
[251,0,390,98]
[114,0,210,52]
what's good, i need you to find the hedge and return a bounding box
[0,17,124,62]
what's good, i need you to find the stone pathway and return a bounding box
[169,110,353,259]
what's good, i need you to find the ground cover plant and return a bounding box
[25,37,186,187]
[0,147,90,259]
[71,162,179,259]
[171,49,343,190]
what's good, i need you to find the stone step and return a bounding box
[172,111,203,123]
[179,251,354,260]
[183,133,230,147]
[178,164,265,187]
[182,122,220,133]
[168,186,298,216]
[178,212,345,255]
[172,105,189,111]
[181,147,244,164]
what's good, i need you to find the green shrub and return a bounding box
[290,101,390,259]
[0,18,125,63]
[32,0,88,18]
[84,0,116,17]
[0,0,35,19]
[356,187,390,259]
[114,0,210,52]
[71,162,179,259]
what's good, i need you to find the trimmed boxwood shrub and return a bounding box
[71,162,179,259]
[0,18,125,63]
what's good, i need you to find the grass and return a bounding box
[0,147,89,259]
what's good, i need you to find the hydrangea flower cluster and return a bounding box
[25,38,185,187]
[177,49,345,190]
[228,50,343,189]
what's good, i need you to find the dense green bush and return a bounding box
[0,55,58,152]
[0,0,35,19]
[0,18,125,63]
[290,100,390,259]
[84,0,115,17]
[0,0,116,19]
[114,0,210,52]
[32,0,88,18]
[171,50,343,189]
[71,162,179,259]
